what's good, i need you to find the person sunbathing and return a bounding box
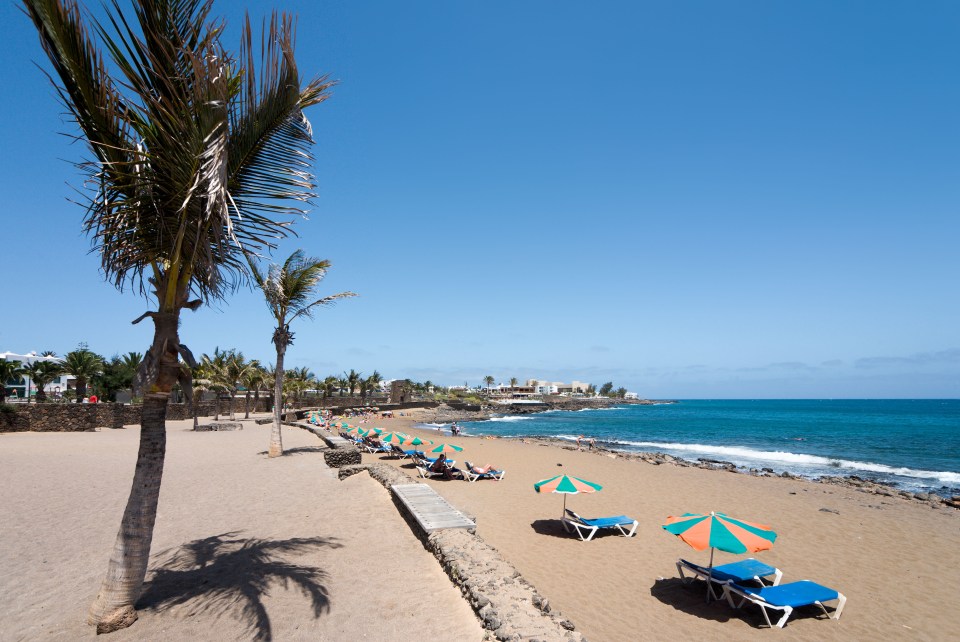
[429,454,463,480]
[470,463,500,474]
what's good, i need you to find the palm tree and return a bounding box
[484,375,495,390]
[262,364,278,411]
[509,377,518,388]
[361,376,383,404]
[63,347,105,401]
[222,350,256,420]
[336,376,349,397]
[201,349,232,420]
[25,360,63,402]
[344,369,361,397]
[0,360,25,404]
[189,370,210,430]
[241,364,266,419]
[321,375,338,399]
[248,250,356,457]
[120,352,143,384]
[23,0,332,629]
[362,370,382,403]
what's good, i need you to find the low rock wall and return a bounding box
[339,463,585,641]
[291,422,362,468]
[0,398,274,433]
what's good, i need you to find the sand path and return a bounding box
[0,418,484,641]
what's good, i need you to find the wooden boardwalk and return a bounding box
[391,483,476,533]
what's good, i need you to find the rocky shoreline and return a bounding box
[414,400,960,510]
[520,436,960,511]
[418,397,673,423]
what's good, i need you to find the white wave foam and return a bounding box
[607,440,960,485]
[488,415,533,422]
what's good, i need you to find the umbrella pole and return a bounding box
[706,547,715,603]
[562,494,567,519]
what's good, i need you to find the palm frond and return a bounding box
[24,0,333,307]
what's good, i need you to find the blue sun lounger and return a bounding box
[562,509,638,541]
[677,558,783,601]
[722,579,847,628]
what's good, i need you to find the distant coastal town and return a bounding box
[1,349,659,411]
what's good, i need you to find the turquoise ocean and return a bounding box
[449,400,960,497]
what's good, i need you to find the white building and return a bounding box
[526,379,591,395]
[1,351,74,400]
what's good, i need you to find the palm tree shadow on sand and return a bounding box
[137,532,342,641]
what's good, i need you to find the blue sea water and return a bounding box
[451,400,960,496]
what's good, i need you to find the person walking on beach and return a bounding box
[577,435,584,451]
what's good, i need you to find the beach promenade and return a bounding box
[2,412,958,641]
[0,418,483,641]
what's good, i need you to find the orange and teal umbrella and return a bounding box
[663,511,777,599]
[400,435,430,447]
[429,443,463,454]
[379,432,407,444]
[534,474,603,516]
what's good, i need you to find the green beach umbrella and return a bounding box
[534,474,603,516]
[400,435,430,447]
[379,432,407,444]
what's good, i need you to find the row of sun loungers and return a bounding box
[676,557,846,628]
[341,429,843,630]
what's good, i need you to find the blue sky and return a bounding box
[2,1,958,398]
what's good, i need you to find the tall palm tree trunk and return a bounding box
[244,390,251,419]
[88,312,180,631]
[269,344,286,457]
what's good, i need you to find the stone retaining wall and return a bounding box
[339,463,585,641]
[0,399,275,433]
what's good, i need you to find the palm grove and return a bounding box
[22,0,350,633]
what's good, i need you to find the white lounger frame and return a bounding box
[722,583,847,628]
[462,462,506,482]
[676,558,783,601]
[561,514,638,541]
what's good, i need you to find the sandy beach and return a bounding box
[369,411,960,641]
[2,411,958,641]
[0,418,483,641]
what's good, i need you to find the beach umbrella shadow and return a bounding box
[137,531,342,641]
[530,519,572,539]
[649,577,735,623]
